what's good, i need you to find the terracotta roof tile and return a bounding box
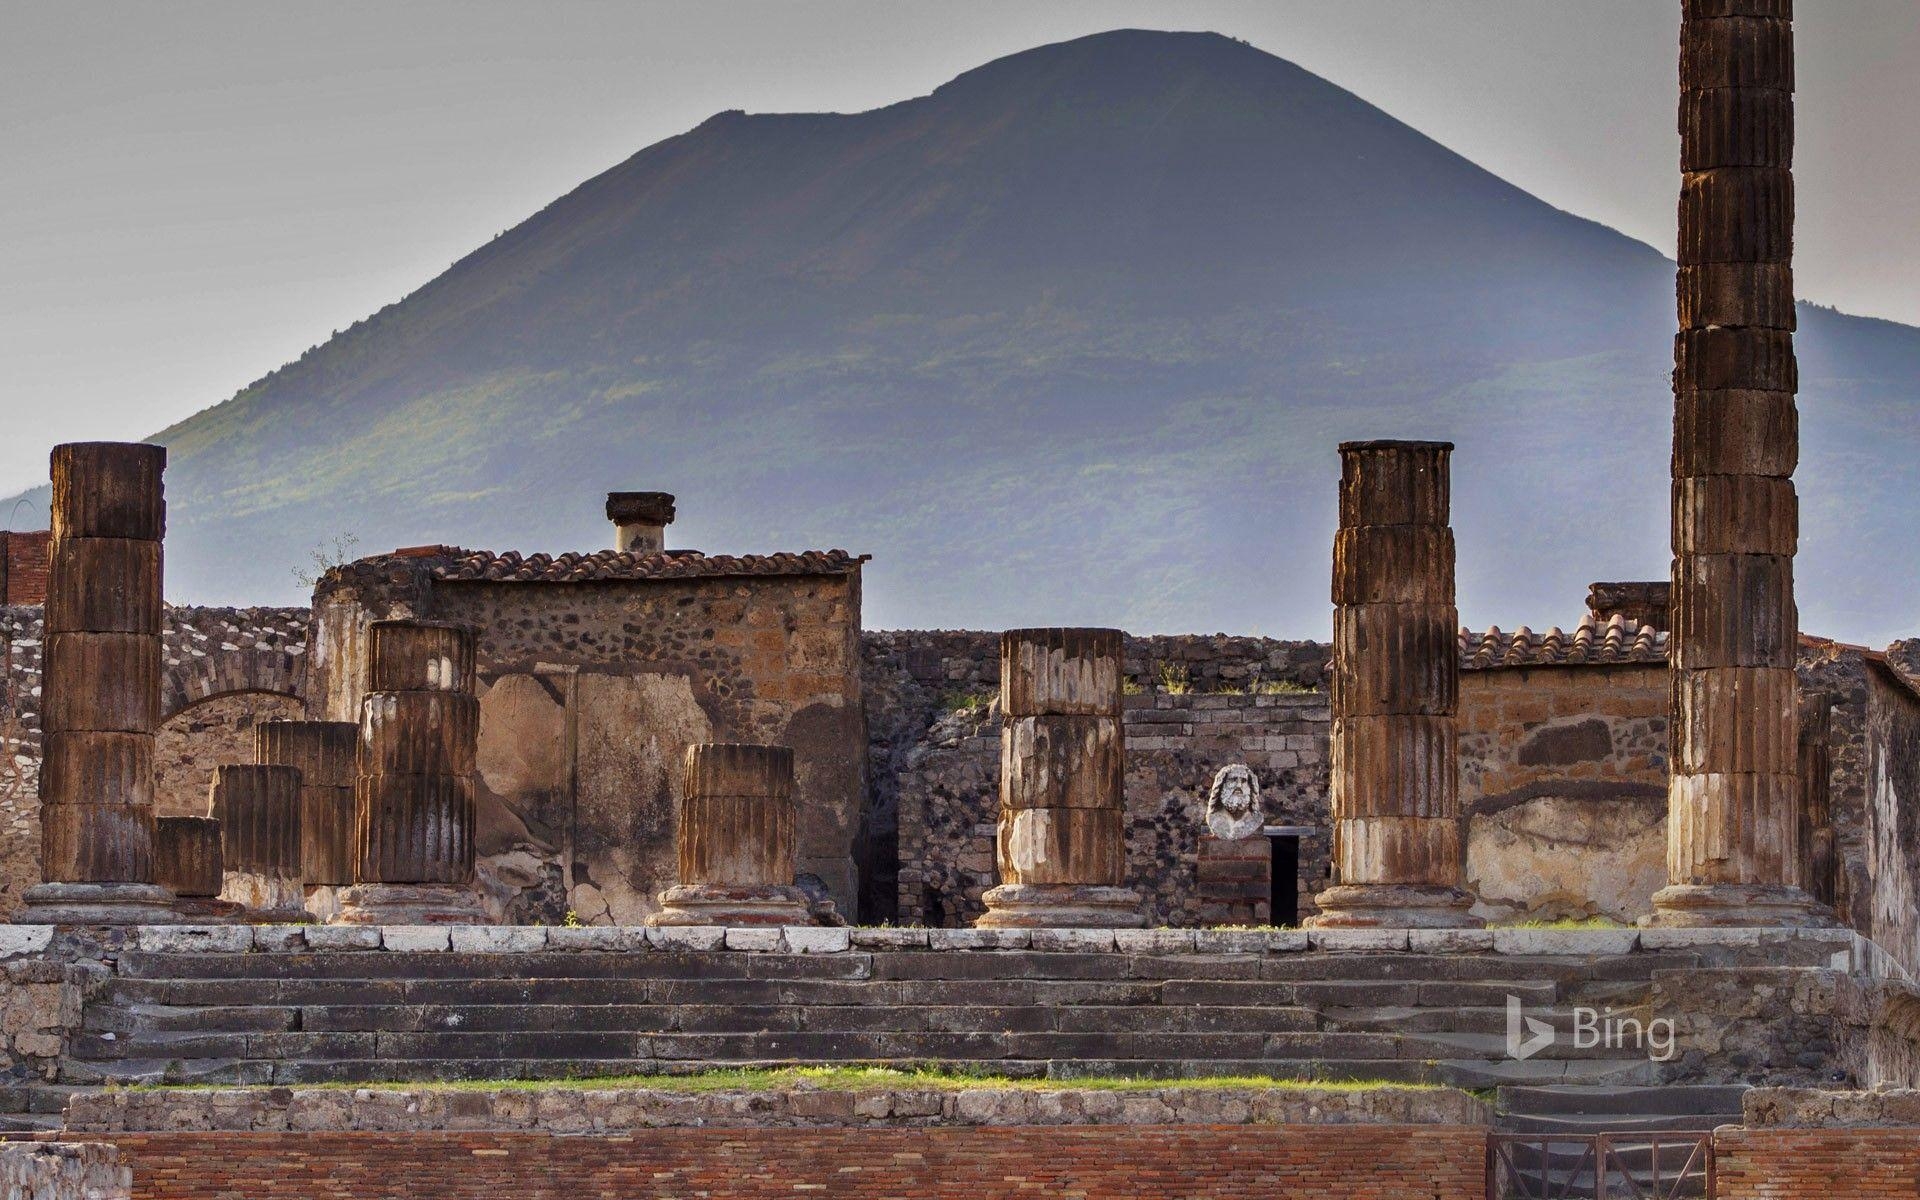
[1459,613,1666,670]
[430,547,869,584]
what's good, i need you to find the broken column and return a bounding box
[20,442,175,924]
[1310,440,1478,928]
[1653,0,1823,925]
[209,764,309,922]
[978,627,1142,928]
[607,491,676,554]
[337,620,487,924]
[256,720,358,920]
[647,743,812,925]
[153,816,242,921]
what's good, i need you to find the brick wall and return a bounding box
[76,1126,1486,1200]
[1716,1128,1920,1198]
[0,531,50,605]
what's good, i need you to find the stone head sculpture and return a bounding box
[1206,763,1264,840]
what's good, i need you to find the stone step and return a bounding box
[63,1055,1453,1087]
[1498,1084,1748,1119]
[69,1027,1425,1065]
[1436,1059,1660,1088]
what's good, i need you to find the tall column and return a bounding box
[646,743,812,926]
[256,720,358,920]
[210,764,309,922]
[20,442,175,924]
[337,620,486,924]
[1653,0,1823,925]
[1310,440,1478,928]
[978,628,1142,928]
[154,816,241,921]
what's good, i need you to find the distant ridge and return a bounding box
[11,29,1918,642]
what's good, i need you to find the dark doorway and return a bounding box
[1268,834,1300,927]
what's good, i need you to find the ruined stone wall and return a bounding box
[312,572,866,925]
[0,605,308,917]
[890,687,1332,928]
[1458,663,1670,924]
[1863,662,1920,974]
[864,631,1331,925]
[0,1143,128,1200]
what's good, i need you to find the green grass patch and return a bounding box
[1489,916,1627,929]
[137,1065,1445,1094]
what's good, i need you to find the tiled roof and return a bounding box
[431,548,869,584]
[1459,614,1667,670]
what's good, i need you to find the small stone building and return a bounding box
[307,498,870,924]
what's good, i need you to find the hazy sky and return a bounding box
[2,1,1915,500]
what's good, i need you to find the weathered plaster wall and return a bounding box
[1863,662,1920,974]
[1458,663,1669,923]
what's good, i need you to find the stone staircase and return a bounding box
[64,945,1701,1088]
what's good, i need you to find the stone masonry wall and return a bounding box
[311,570,866,924]
[1458,663,1670,924]
[0,1143,128,1200]
[0,605,308,918]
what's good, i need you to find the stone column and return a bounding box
[1652,0,1823,926]
[154,816,242,921]
[647,743,812,925]
[978,627,1142,928]
[1310,440,1478,928]
[210,764,309,922]
[337,620,486,924]
[256,720,358,920]
[20,442,175,924]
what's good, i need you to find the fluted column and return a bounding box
[257,720,358,920]
[1310,440,1478,928]
[1652,0,1824,926]
[20,442,175,924]
[978,627,1142,928]
[647,743,813,926]
[153,816,243,921]
[209,764,309,922]
[336,620,486,924]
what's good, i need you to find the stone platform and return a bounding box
[0,923,1890,1109]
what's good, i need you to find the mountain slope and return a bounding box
[14,29,1920,641]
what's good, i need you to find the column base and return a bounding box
[1305,884,1483,929]
[221,874,313,924]
[1642,883,1837,928]
[16,882,179,925]
[644,884,813,927]
[334,883,490,925]
[975,883,1145,928]
[169,897,248,923]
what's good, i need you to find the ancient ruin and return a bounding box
[4,5,1920,1198]
[1312,440,1477,928]
[19,443,174,924]
[1654,0,1821,927]
[647,743,813,926]
[336,620,486,925]
[978,627,1142,928]
[208,764,307,922]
